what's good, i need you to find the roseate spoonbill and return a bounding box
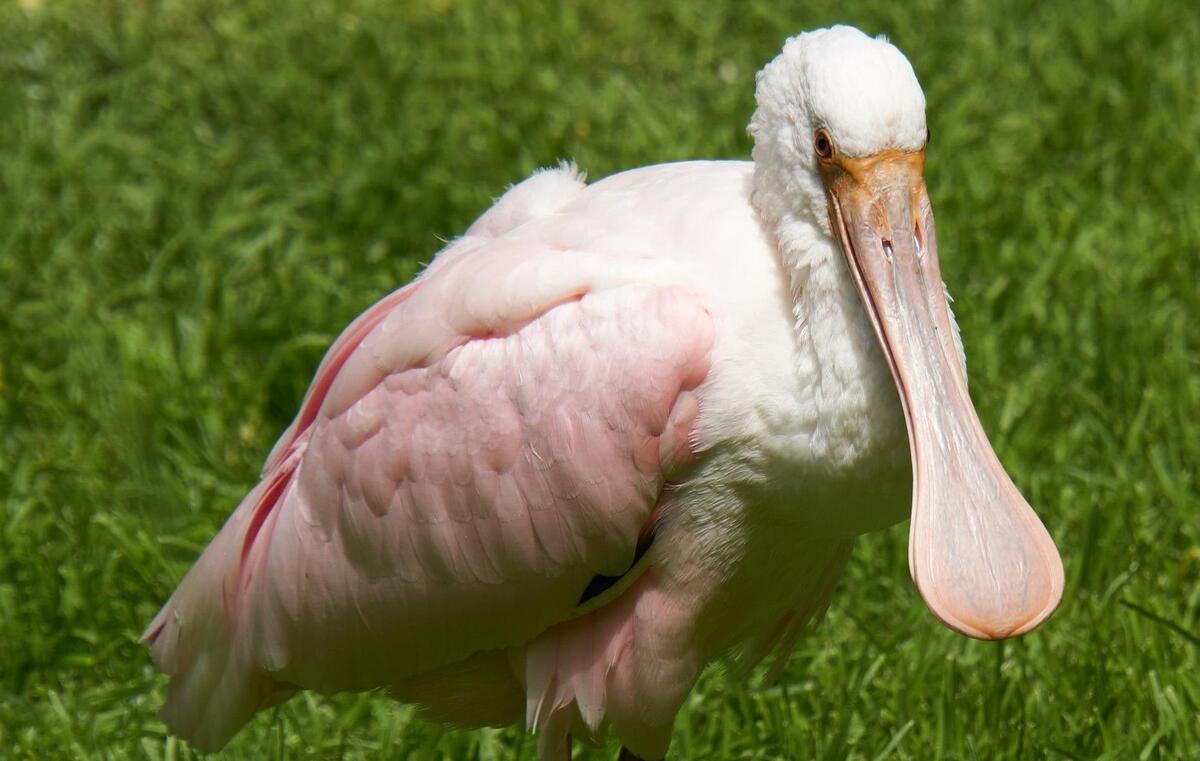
[144,25,1064,760]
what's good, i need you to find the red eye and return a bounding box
[814,129,834,161]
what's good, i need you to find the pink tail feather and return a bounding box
[143,457,299,751]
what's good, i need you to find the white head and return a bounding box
[751,26,1064,642]
[750,26,928,228]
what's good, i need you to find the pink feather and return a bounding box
[144,165,717,751]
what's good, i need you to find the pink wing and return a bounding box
[143,235,715,751]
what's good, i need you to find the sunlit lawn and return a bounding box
[1,0,1198,758]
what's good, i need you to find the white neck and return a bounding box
[751,165,907,470]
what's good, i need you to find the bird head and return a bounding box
[753,26,1064,640]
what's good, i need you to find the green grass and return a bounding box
[1,0,1198,758]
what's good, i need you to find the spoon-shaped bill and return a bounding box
[826,151,1064,639]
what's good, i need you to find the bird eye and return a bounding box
[813,129,835,161]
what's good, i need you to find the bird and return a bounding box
[144,25,1064,761]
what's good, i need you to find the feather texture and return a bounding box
[144,166,716,751]
[143,26,1061,759]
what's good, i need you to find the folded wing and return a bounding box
[143,231,715,750]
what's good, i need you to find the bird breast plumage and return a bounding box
[143,159,915,757]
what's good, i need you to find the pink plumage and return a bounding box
[147,26,1064,760]
[145,165,719,756]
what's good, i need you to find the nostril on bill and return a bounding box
[882,239,895,261]
[914,220,925,259]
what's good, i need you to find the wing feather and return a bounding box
[144,236,714,750]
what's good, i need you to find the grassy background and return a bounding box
[1,0,1198,758]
